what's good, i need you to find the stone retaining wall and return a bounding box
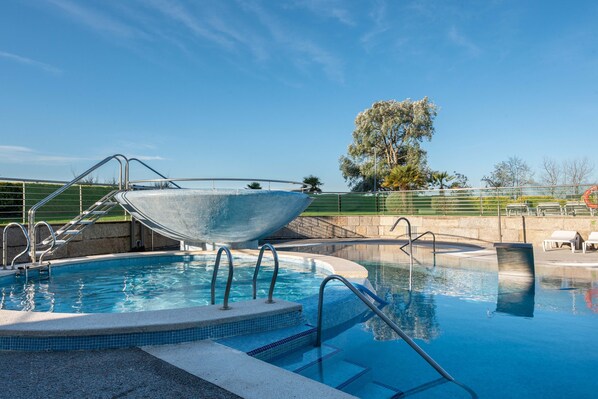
[271,215,598,248]
[1,221,178,264]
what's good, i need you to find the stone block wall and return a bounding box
[1,221,178,265]
[269,215,598,248]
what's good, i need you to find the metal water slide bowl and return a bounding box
[115,178,313,244]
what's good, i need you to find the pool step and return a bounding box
[270,344,340,372]
[346,381,403,399]
[298,356,370,390]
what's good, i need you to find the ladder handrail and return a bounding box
[34,221,56,265]
[211,247,234,310]
[390,217,414,290]
[400,231,436,253]
[2,223,30,270]
[252,244,279,303]
[28,154,127,262]
[126,158,182,190]
[316,274,454,381]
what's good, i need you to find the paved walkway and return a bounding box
[0,348,241,399]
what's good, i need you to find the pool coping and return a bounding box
[0,250,368,339]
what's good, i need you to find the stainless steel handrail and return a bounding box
[316,274,454,381]
[2,223,30,270]
[128,177,308,191]
[252,244,279,303]
[125,158,182,190]
[400,231,436,253]
[390,217,414,290]
[34,221,56,266]
[27,154,127,262]
[211,247,234,310]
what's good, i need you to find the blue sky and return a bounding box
[1,0,597,191]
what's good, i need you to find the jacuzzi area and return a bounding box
[0,250,368,351]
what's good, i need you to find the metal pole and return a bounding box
[522,215,527,243]
[22,182,26,224]
[497,188,503,243]
[316,275,454,381]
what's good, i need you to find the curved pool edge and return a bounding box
[0,250,368,350]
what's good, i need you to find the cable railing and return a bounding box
[303,183,598,216]
[2,180,597,225]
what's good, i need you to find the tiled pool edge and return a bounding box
[0,250,368,351]
[0,307,302,351]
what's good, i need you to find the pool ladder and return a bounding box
[390,217,437,291]
[2,222,61,280]
[210,244,280,310]
[316,275,477,398]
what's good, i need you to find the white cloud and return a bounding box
[448,26,480,56]
[47,0,149,40]
[0,51,62,74]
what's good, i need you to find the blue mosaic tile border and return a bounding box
[249,326,317,361]
[0,310,302,351]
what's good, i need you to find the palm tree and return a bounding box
[382,165,426,191]
[429,171,455,189]
[302,175,323,193]
[247,182,262,189]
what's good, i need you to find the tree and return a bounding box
[339,98,437,191]
[482,156,534,187]
[247,182,262,189]
[540,157,562,187]
[381,165,427,191]
[449,171,470,188]
[428,171,455,189]
[302,175,323,193]
[563,157,594,188]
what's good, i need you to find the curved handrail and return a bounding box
[390,217,414,290]
[400,231,436,253]
[316,275,454,380]
[2,223,30,270]
[210,247,234,310]
[126,158,181,190]
[34,221,56,265]
[128,177,308,191]
[28,154,127,262]
[252,244,279,303]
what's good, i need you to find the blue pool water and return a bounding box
[0,255,327,313]
[271,245,598,399]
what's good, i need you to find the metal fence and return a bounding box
[1,178,597,225]
[303,184,598,216]
[0,178,127,225]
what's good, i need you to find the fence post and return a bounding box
[79,184,83,215]
[497,187,502,243]
[22,182,26,224]
[479,191,483,216]
[337,194,341,214]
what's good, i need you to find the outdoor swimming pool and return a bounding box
[0,254,328,313]
[271,244,597,399]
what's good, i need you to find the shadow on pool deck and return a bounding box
[0,348,241,399]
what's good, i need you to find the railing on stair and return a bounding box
[316,274,477,398]
[23,154,179,266]
[2,222,30,270]
[27,154,128,263]
[252,244,279,304]
[211,246,234,310]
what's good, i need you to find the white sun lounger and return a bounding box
[582,232,598,253]
[542,230,580,253]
